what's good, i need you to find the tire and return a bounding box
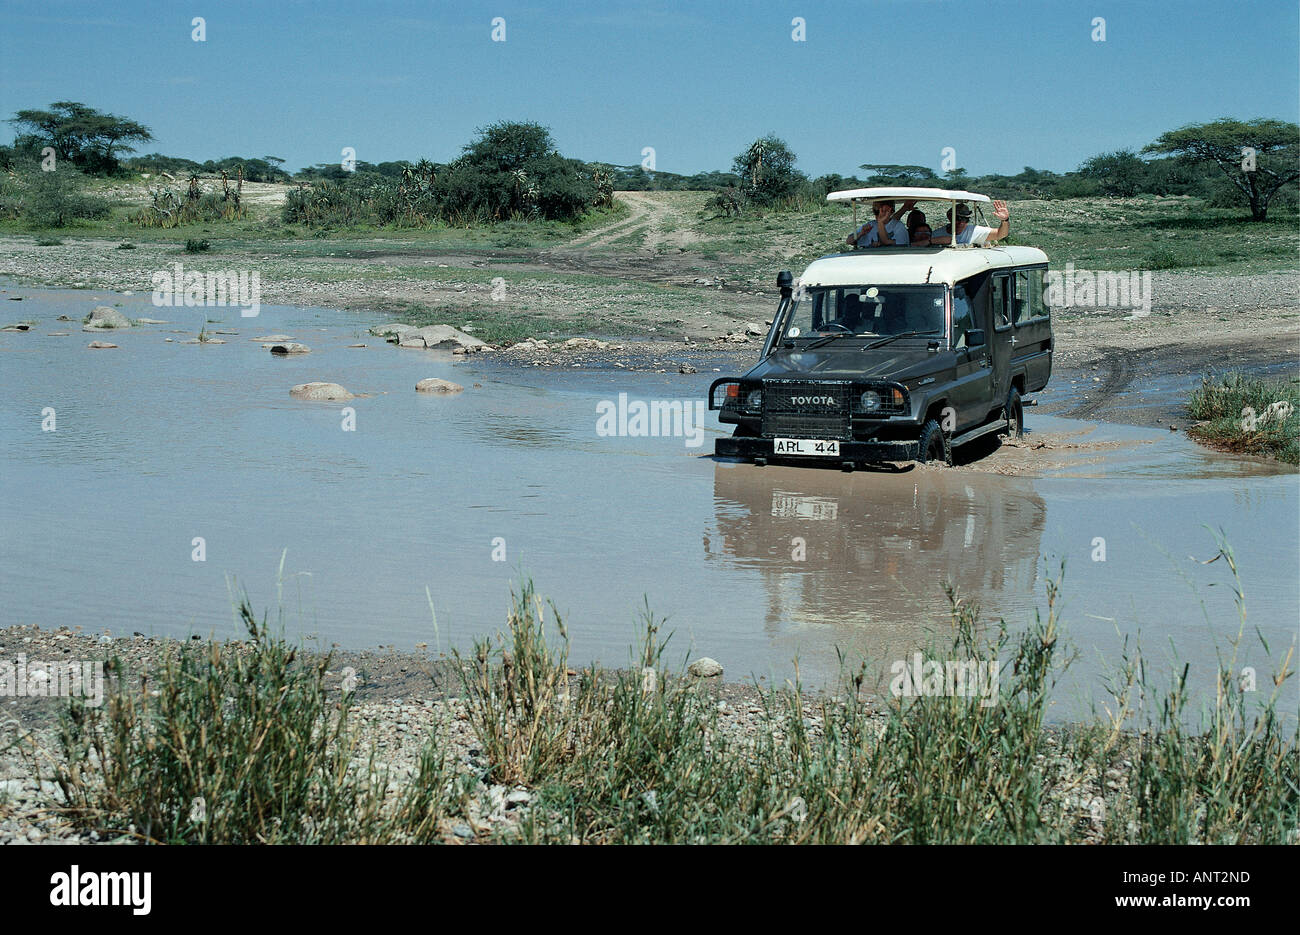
[1004,387,1024,439]
[917,418,952,465]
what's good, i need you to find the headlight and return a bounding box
[860,390,881,412]
[745,389,763,411]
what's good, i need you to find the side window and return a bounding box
[991,274,1011,329]
[951,288,974,348]
[1013,271,1030,324]
[1014,269,1048,324]
[1028,268,1047,319]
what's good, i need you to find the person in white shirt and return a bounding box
[847,200,910,248]
[930,200,1011,245]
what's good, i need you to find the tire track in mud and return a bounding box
[1059,347,1139,419]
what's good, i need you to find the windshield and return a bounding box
[781,285,945,342]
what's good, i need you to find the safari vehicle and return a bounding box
[709,187,1052,468]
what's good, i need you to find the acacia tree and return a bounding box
[1143,118,1298,220]
[8,101,154,174]
[858,164,940,185]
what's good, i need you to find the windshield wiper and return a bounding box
[863,330,930,350]
[798,331,858,351]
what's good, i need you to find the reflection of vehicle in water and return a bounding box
[709,187,1053,468]
[704,462,1047,663]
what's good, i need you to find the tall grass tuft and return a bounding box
[455,581,576,786]
[53,596,452,843]
[1188,371,1299,464]
[1098,535,1298,843]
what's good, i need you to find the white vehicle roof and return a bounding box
[798,246,1048,288]
[826,186,993,204]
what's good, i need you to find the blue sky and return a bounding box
[2,0,1296,176]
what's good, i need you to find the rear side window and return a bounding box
[991,274,1011,329]
[1014,269,1048,324]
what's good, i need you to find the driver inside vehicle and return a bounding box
[829,293,867,332]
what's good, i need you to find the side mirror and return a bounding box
[966,329,986,348]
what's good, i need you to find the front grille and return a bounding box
[761,381,852,440]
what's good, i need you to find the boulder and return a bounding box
[269,342,310,355]
[82,306,131,330]
[87,340,118,349]
[289,382,353,401]
[687,657,723,678]
[415,378,464,394]
[562,337,610,351]
[1,323,32,332]
[368,323,417,339]
[413,325,488,351]
[744,322,765,336]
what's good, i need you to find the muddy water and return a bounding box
[2,286,1296,717]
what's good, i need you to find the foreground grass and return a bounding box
[39,558,1298,845]
[1188,372,1300,464]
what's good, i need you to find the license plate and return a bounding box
[772,492,840,520]
[773,438,840,456]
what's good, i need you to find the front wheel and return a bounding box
[1004,387,1024,439]
[917,419,952,465]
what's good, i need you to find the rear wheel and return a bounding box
[1004,388,1024,439]
[917,419,952,465]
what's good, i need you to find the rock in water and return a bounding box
[415,378,464,394]
[289,382,353,401]
[688,657,723,678]
[87,340,118,349]
[82,306,131,330]
[402,325,488,351]
[369,323,418,340]
[269,342,310,355]
[562,337,610,351]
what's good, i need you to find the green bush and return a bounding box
[131,175,245,228]
[283,123,606,229]
[11,169,110,228]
